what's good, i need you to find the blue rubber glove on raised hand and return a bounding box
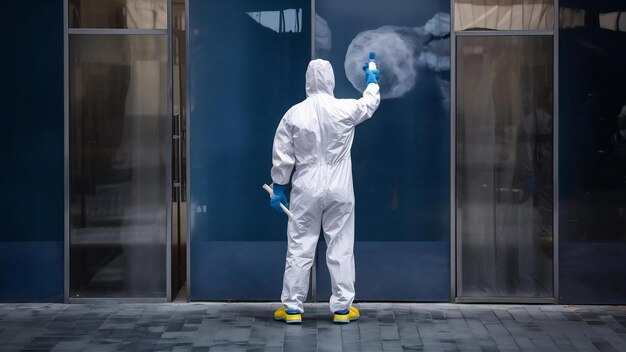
[270,183,289,213]
[363,64,380,85]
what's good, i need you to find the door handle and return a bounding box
[173,113,181,139]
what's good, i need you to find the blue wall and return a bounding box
[0,0,64,302]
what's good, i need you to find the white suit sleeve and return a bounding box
[351,83,381,126]
[271,115,295,185]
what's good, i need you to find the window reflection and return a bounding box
[559,2,626,303]
[69,0,167,29]
[455,0,554,31]
[457,36,553,297]
[599,12,626,32]
[246,9,303,33]
[69,34,168,298]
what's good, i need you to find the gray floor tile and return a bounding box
[0,303,625,351]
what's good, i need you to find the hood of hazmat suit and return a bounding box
[305,59,335,97]
[271,59,380,313]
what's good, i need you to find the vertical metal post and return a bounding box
[63,0,70,303]
[185,0,192,302]
[166,0,173,302]
[552,0,560,304]
[449,0,457,303]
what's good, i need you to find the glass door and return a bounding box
[68,0,170,299]
[455,35,554,300]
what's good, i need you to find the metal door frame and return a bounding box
[64,0,174,303]
[450,0,560,303]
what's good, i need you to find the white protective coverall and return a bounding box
[271,59,380,313]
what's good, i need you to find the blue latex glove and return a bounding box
[363,63,380,85]
[270,183,289,213]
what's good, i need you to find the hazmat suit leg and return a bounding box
[322,177,356,313]
[280,186,322,313]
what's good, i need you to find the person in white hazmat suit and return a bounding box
[270,58,380,324]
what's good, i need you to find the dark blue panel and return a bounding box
[1,0,64,242]
[560,244,626,304]
[188,0,311,299]
[0,1,64,301]
[316,242,450,301]
[315,0,450,301]
[190,242,286,301]
[559,3,626,303]
[0,242,64,302]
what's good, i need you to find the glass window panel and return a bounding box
[69,0,167,29]
[69,34,168,298]
[315,0,451,301]
[559,2,626,303]
[456,35,553,298]
[0,0,65,302]
[188,0,311,300]
[455,0,554,31]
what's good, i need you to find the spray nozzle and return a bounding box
[367,52,378,72]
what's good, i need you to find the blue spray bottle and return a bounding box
[367,52,377,71]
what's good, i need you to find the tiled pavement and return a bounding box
[1,303,626,351]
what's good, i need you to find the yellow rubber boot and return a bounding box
[273,307,302,324]
[333,306,360,324]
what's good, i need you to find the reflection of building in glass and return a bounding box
[455,0,554,30]
[247,9,303,33]
[67,1,168,298]
[69,0,167,29]
[457,35,553,297]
